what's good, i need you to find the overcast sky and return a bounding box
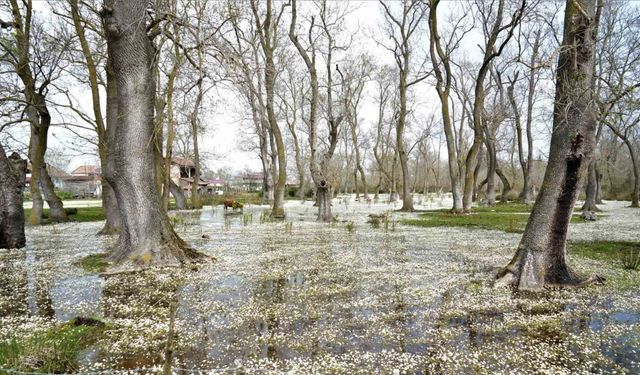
[9,0,557,175]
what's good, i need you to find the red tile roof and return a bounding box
[171,157,195,167]
[71,165,101,175]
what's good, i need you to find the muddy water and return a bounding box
[1,198,638,374]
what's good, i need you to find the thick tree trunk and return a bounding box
[102,0,206,271]
[397,68,413,212]
[316,182,332,222]
[624,139,640,207]
[581,160,600,212]
[169,180,187,210]
[497,0,601,291]
[595,166,603,204]
[0,147,27,249]
[496,167,513,203]
[350,120,368,201]
[39,165,66,222]
[27,105,66,224]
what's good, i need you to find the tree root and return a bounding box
[495,266,605,291]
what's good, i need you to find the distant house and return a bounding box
[169,158,226,196]
[204,178,226,195]
[25,163,102,198]
[241,172,263,192]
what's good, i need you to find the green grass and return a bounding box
[569,241,640,265]
[75,253,110,273]
[24,206,105,224]
[403,204,593,233]
[0,318,106,373]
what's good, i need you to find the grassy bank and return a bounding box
[403,203,594,233]
[0,318,106,373]
[24,206,105,225]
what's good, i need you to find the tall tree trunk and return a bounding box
[397,67,413,212]
[497,0,602,291]
[350,121,368,200]
[623,139,640,207]
[99,50,121,234]
[70,0,118,234]
[102,0,206,271]
[428,1,463,212]
[484,131,498,206]
[251,0,286,219]
[581,161,600,212]
[472,146,484,202]
[162,42,182,212]
[0,147,27,249]
[26,99,66,224]
[10,0,65,225]
[595,166,603,204]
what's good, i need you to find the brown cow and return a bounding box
[223,199,243,211]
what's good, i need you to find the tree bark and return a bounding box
[581,160,600,212]
[99,54,121,234]
[497,0,602,291]
[102,0,206,271]
[496,166,513,203]
[0,147,27,249]
[169,179,187,210]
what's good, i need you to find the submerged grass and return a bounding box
[0,318,106,373]
[404,203,593,233]
[76,253,110,273]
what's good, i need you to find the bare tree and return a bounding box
[427,0,470,212]
[379,0,428,212]
[250,0,288,219]
[1,0,68,224]
[288,0,345,222]
[462,0,526,212]
[497,0,603,291]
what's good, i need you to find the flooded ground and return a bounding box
[1,196,639,374]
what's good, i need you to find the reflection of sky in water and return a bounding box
[0,198,638,373]
[50,275,103,321]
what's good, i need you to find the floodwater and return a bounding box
[1,196,639,374]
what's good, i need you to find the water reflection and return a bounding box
[1,201,638,373]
